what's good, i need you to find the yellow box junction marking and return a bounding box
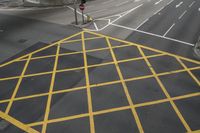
[0,31,199,133]
[0,111,39,133]
[106,37,144,132]
[81,32,95,133]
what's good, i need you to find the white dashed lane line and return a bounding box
[155,0,163,5]
[189,1,195,8]
[110,23,194,46]
[179,10,187,20]
[163,23,175,37]
[136,18,149,30]
[167,0,174,5]
[176,1,183,8]
[153,6,164,15]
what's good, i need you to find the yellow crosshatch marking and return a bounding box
[0,31,199,133]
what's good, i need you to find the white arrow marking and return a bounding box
[176,2,183,8]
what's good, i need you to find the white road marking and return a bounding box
[136,18,149,29]
[92,4,143,31]
[176,2,183,8]
[199,8,200,12]
[167,0,174,5]
[93,22,99,31]
[116,1,129,7]
[189,1,195,8]
[154,6,164,15]
[111,23,194,46]
[155,0,163,5]
[163,23,175,37]
[178,10,187,19]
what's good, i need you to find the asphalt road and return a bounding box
[84,0,200,60]
[1,0,199,61]
[0,9,81,63]
[0,1,200,133]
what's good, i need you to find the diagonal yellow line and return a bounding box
[41,43,60,133]
[176,58,200,86]
[26,92,200,128]
[81,32,95,133]
[0,111,39,133]
[189,129,200,133]
[0,52,165,81]
[0,66,199,105]
[0,31,199,133]
[5,54,32,114]
[17,43,134,62]
[61,36,103,44]
[84,30,200,65]
[138,47,192,132]
[105,37,144,133]
[0,32,82,68]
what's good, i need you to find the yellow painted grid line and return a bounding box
[176,58,200,86]
[0,32,82,68]
[0,66,200,105]
[82,32,95,133]
[61,36,103,44]
[5,54,32,114]
[1,31,199,69]
[13,36,102,62]
[138,47,192,132]
[0,111,39,133]
[17,42,139,62]
[27,92,200,128]
[106,37,144,133]
[41,43,60,133]
[0,31,199,133]
[0,53,165,81]
[84,30,200,65]
[189,130,200,133]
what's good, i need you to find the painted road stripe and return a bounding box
[179,10,187,19]
[167,0,174,5]
[93,4,143,31]
[163,23,175,37]
[111,23,194,46]
[155,0,163,5]
[136,18,149,29]
[0,111,39,133]
[189,1,195,8]
[176,1,183,8]
[154,6,164,15]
